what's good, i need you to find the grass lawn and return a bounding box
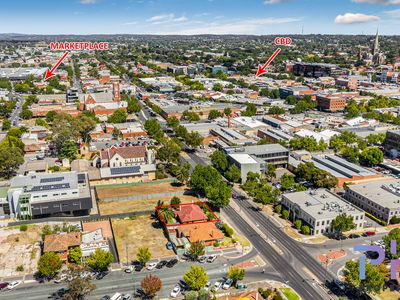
[111,216,175,264]
[99,194,199,215]
[280,287,300,300]
[96,182,191,200]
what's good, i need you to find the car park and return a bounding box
[7,281,22,289]
[146,262,157,270]
[207,254,217,263]
[214,281,222,291]
[170,285,181,298]
[166,258,178,268]
[223,278,233,290]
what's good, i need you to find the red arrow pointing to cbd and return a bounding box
[44,51,70,81]
[255,48,281,77]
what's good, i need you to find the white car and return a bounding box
[170,284,181,298]
[207,255,217,263]
[7,281,22,289]
[205,281,211,291]
[223,278,233,290]
[146,262,157,270]
[214,281,222,291]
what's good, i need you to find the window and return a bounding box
[72,192,78,194]
[61,193,67,195]
[53,193,59,196]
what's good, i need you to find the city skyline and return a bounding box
[0,0,400,35]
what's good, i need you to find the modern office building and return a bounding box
[384,130,400,158]
[316,95,347,112]
[344,179,400,223]
[7,172,92,219]
[293,62,341,78]
[227,153,262,182]
[281,189,365,235]
[226,144,289,168]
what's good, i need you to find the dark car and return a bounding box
[349,234,361,239]
[156,260,167,269]
[135,263,145,272]
[335,235,347,240]
[166,258,178,268]
[0,282,9,290]
[100,296,111,300]
[96,271,108,280]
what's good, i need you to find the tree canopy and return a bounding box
[87,249,113,271]
[183,266,208,291]
[37,252,62,278]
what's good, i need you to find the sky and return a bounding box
[0,0,400,35]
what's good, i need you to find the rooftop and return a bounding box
[347,179,400,209]
[283,189,363,219]
[43,232,81,252]
[229,153,258,165]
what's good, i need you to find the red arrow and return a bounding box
[255,48,281,77]
[44,51,69,81]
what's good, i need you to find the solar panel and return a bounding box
[110,166,141,175]
[40,177,64,184]
[30,183,70,192]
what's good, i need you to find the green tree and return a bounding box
[274,204,282,214]
[157,140,181,164]
[266,164,277,181]
[280,174,295,190]
[0,147,24,178]
[183,110,200,122]
[63,269,96,300]
[225,164,241,183]
[241,102,257,116]
[188,241,205,261]
[183,266,208,291]
[211,150,228,172]
[58,140,78,160]
[137,247,152,264]
[37,252,62,278]
[359,147,383,167]
[170,196,181,206]
[332,213,356,236]
[301,225,311,235]
[212,83,223,92]
[141,274,162,298]
[174,162,190,185]
[186,131,204,149]
[282,210,289,220]
[208,109,222,120]
[268,106,285,115]
[45,110,58,123]
[166,116,180,128]
[383,228,400,258]
[68,246,82,264]
[285,95,297,105]
[223,107,232,116]
[185,291,199,300]
[343,260,385,293]
[227,265,245,284]
[87,249,113,271]
[1,119,11,131]
[294,219,302,230]
[107,108,128,123]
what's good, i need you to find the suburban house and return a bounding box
[156,202,224,255]
[43,232,81,262]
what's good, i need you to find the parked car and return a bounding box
[0,282,9,290]
[198,256,207,263]
[156,260,167,269]
[147,262,157,270]
[96,271,108,280]
[166,258,178,268]
[7,281,22,289]
[363,231,376,237]
[205,281,211,291]
[135,263,145,272]
[334,279,346,291]
[214,281,222,291]
[170,285,181,298]
[100,296,111,300]
[207,255,217,263]
[166,242,173,250]
[349,234,360,239]
[122,294,132,300]
[124,266,133,273]
[223,279,233,290]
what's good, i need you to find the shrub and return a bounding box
[19,224,28,232]
[390,216,400,225]
[214,241,220,247]
[282,209,289,220]
[301,225,311,235]
[222,224,234,237]
[294,220,302,230]
[16,265,24,272]
[365,212,387,226]
[262,289,272,299]
[274,204,282,214]
[258,288,264,294]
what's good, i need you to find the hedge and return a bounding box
[365,212,387,226]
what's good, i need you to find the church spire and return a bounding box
[373,28,379,56]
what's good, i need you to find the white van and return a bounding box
[110,293,122,300]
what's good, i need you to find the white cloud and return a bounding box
[80,0,98,4]
[334,12,379,24]
[264,0,290,4]
[351,0,400,4]
[385,8,400,16]
[146,13,188,24]
[121,21,138,26]
[164,17,302,35]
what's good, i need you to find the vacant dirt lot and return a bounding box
[96,182,191,200]
[112,216,174,264]
[0,225,42,278]
[99,194,199,215]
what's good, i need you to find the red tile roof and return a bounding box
[175,205,207,223]
[43,232,81,253]
[178,222,224,243]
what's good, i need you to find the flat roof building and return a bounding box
[228,153,262,182]
[344,179,400,223]
[282,189,365,235]
[7,172,92,219]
